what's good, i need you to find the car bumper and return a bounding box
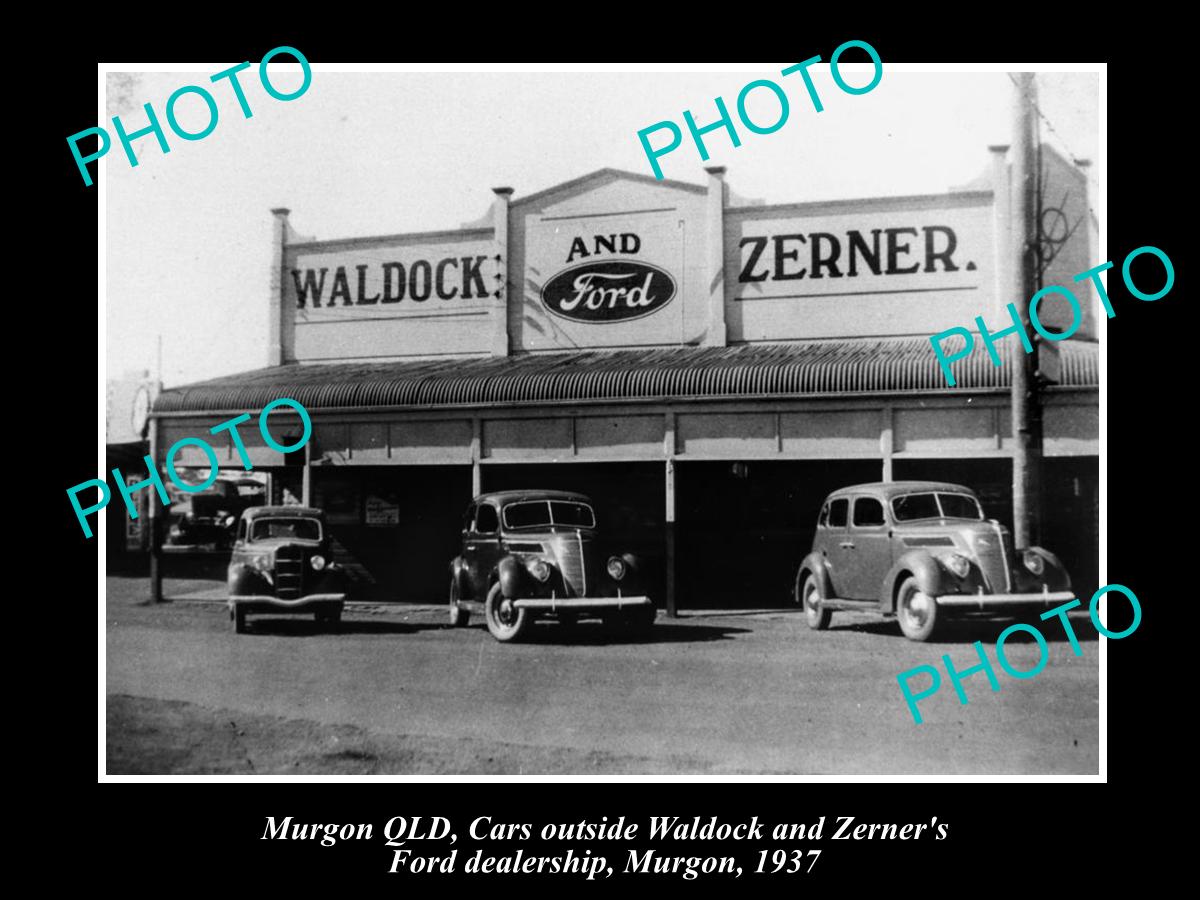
[937,590,1076,609]
[512,594,652,612]
[229,594,346,613]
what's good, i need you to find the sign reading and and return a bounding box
[540,232,677,324]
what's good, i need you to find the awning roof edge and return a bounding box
[153,339,1099,415]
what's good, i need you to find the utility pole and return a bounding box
[1010,73,1042,548]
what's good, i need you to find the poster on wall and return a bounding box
[365,493,400,526]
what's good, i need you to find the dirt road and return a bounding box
[105,577,1099,775]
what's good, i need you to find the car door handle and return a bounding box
[839,541,855,549]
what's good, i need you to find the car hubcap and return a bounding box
[905,590,931,628]
[805,585,819,617]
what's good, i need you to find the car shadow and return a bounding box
[515,621,750,646]
[239,618,423,637]
[829,614,1100,644]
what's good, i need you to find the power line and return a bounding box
[1006,72,1099,227]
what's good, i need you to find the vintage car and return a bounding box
[226,506,347,633]
[167,478,265,550]
[448,490,655,642]
[795,481,1074,641]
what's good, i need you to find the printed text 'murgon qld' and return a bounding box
[292,256,491,308]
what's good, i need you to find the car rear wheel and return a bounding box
[449,576,470,627]
[485,582,529,642]
[896,576,939,642]
[800,575,831,630]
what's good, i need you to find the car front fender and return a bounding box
[882,550,954,611]
[795,552,833,602]
[496,555,526,599]
[1021,546,1073,592]
[449,555,469,595]
[228,565,268,597]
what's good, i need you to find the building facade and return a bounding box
[152,149,1100,612]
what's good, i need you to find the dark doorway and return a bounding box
[1041,456,1099,594]
[481,462,666,604]
[311,465,473,603]
[676,459,883,609]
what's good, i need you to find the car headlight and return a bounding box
[1023,550,1045,576]
[526,558,551,582]
[607,556,627,581]
[310,554,327,571]
[940,553,971,579]
[224,515,236,528]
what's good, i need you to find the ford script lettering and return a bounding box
[541,261,676,323]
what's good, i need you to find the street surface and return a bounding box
[106,575,1099,775]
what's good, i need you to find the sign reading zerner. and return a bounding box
[726,202,993,341]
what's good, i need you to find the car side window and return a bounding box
[852,497,885,527]
[475,503,499,535]
[462,503,476,533]
[818,502,830,527]
[236,518,247,542]
[827,498,848,528]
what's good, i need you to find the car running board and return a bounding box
[818,597,879,612]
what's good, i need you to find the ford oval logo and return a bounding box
[541,260,676,323]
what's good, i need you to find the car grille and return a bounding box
[275,546,306,599]
[968,526,1013,593]
[550,533,596,597]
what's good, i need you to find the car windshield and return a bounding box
[502,500,596,530]
[250,518,322,541]
[937,493,984,520]
[892,492,983,521]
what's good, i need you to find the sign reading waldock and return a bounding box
[284,230,498,361]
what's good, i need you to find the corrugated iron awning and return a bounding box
[153,338,1098,414]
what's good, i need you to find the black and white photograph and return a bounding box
[98,61,1105,778]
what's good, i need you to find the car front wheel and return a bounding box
[799,574,831,630]
[449,576,470,627]
[484,582,529,642]
[896,576,939,641]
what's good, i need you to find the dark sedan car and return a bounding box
[227,506,347,633]
[794,481,1074,641]
[448,490,655,642]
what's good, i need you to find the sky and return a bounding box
[102,64,1100,388]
